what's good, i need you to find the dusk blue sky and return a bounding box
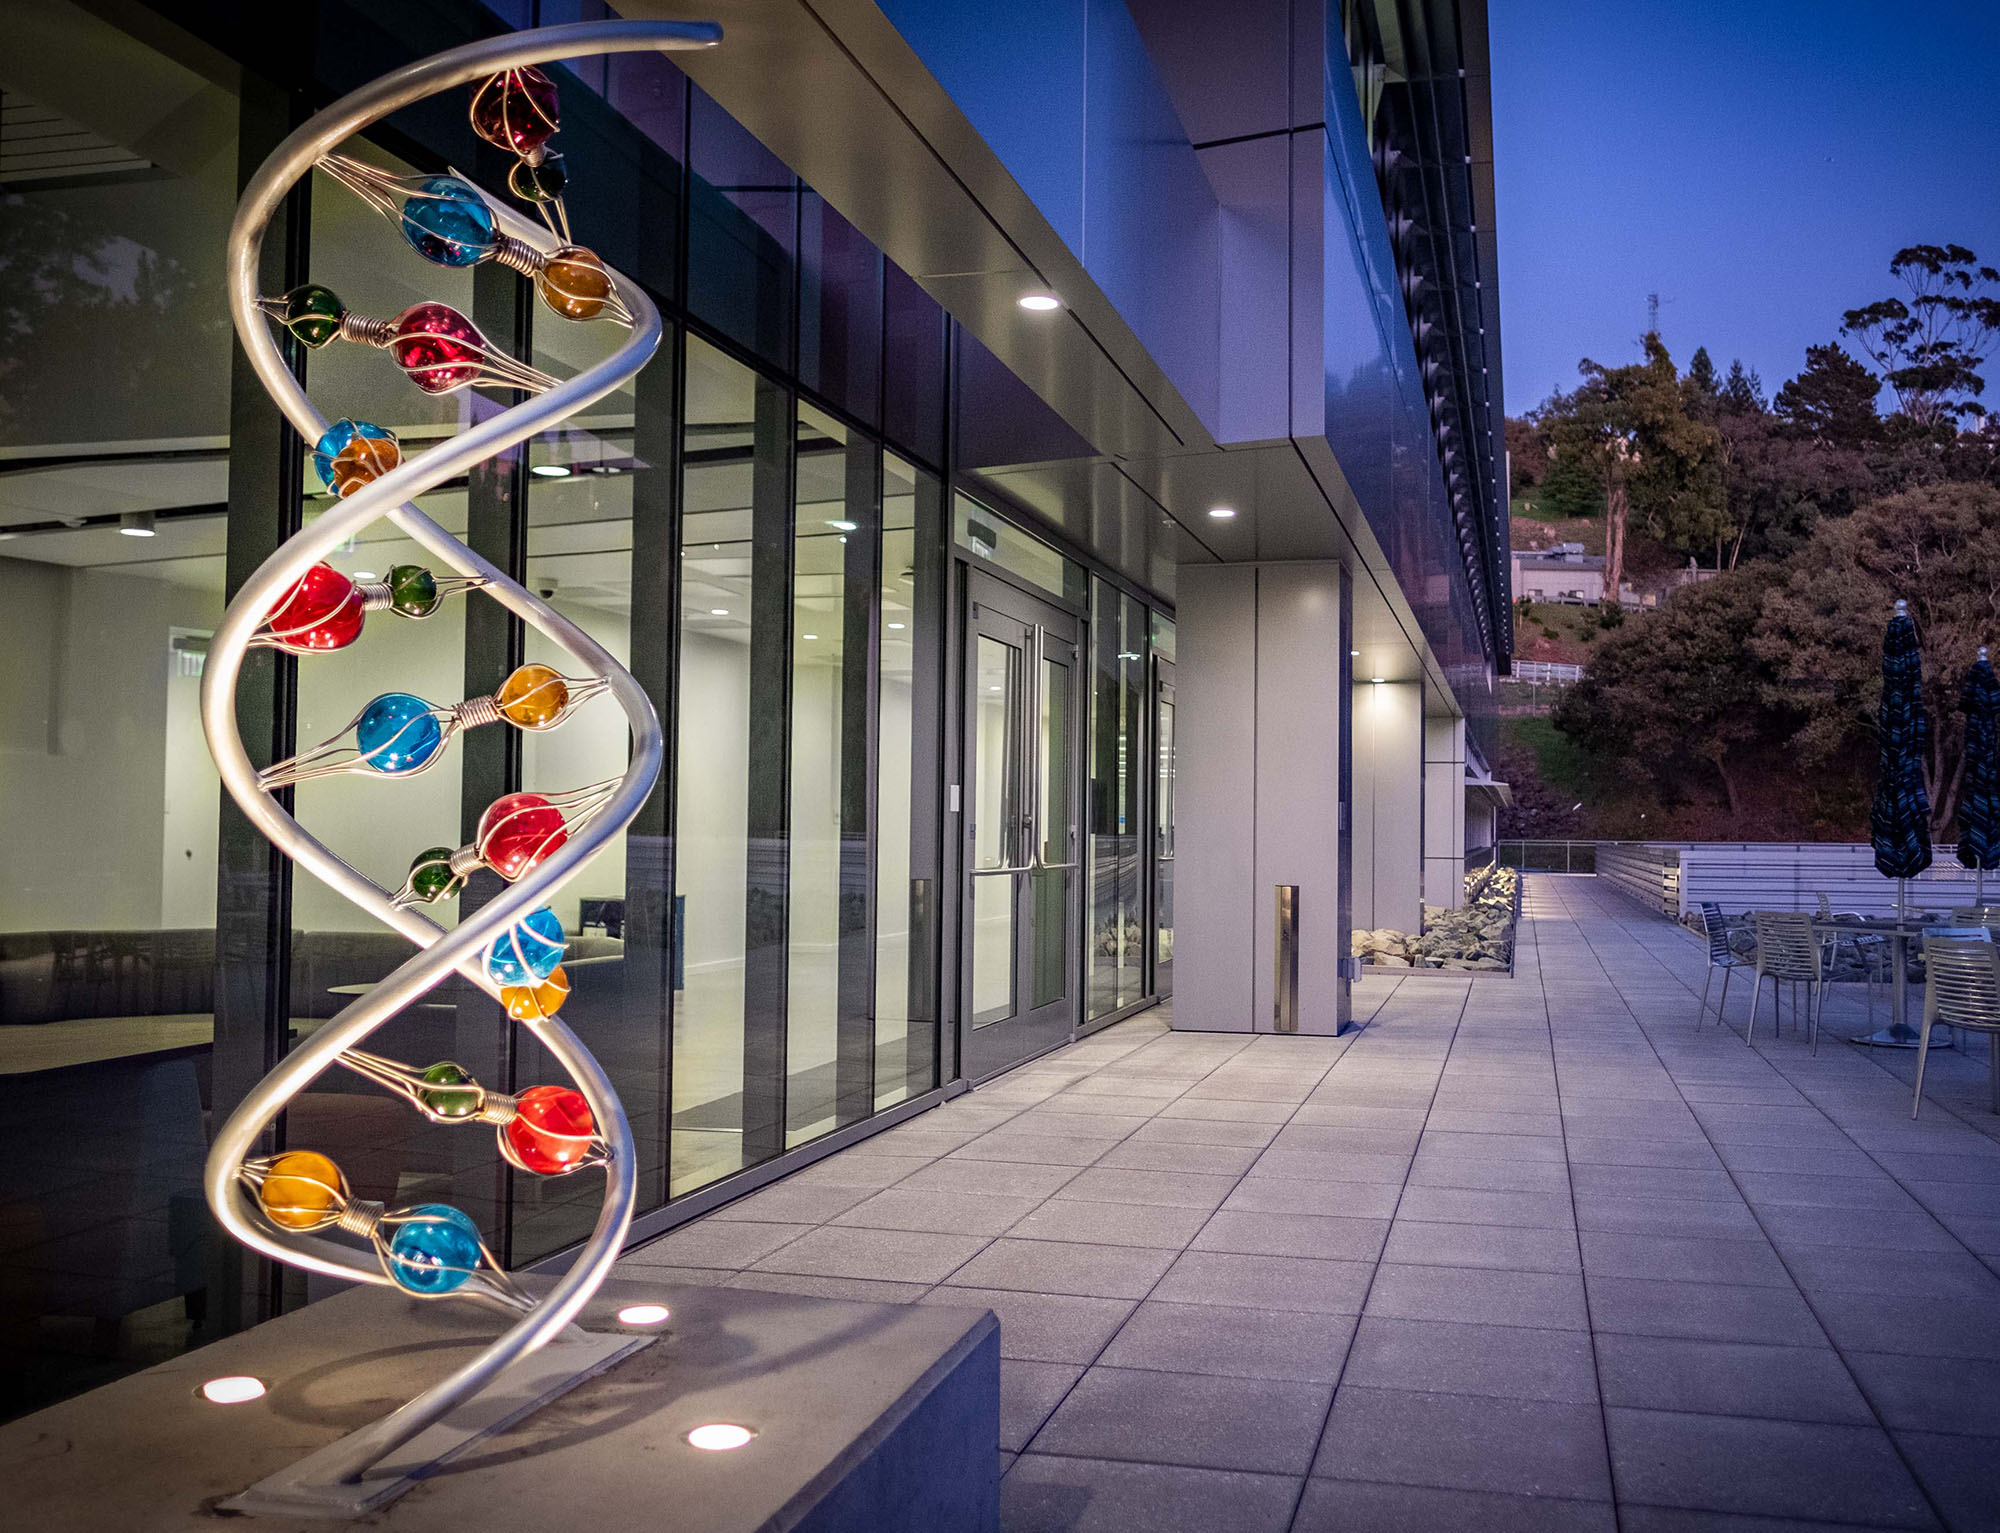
[1490,0,2000,417]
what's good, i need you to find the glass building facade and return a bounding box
[0,0,1184,1418]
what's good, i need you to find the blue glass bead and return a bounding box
[310,418,397,496]
[355,693,444,775]
[486,905,566,985]
[384,1204,482,1295]
[398,176,497,268]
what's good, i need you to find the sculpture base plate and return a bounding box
[220,1329,650,1519]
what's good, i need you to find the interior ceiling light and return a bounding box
[687,1423,755,1451]
[351,569,379,581]
[1207,506,1237,520]
[1371,676,1386,684]
[616,1304,670,1327]
[887,622,906,630]
[802,633,819,641]
[530,463,572,478]
[119,510,157,538]
[709,608,729,616]
[826,519,857,532]
[1018,293,1060,312]
[200,1376,266,1404]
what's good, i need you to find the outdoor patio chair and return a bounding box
[1749,911,1825,1050]
[1949,906,2000,926]
[1695,902,1753,1027]
[1913,937,2000,1119]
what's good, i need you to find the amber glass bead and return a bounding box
[471,67,559,158]
[387,564,441,618]
[496,664,568,728]
[404,846,461,905]
[282,284,344,348]
[419,1061,481,1119]
[503,965,570,1022]
[537,246,612,322]
[260,1150,344,1230]
[508,152,566,204]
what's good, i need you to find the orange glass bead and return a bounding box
[328,432,402,497]
[503,965,570,1022]
[260,1151,345,1230]
[537,246,612,322]
[496,664,568,728]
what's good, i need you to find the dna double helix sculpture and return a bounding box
[200,19,718,1512]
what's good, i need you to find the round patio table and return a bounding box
[1810,914,1957,1050]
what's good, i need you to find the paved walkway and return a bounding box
[618,875,2000,1531]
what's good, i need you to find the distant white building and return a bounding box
[1512,544,1604,604]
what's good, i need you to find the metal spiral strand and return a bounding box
[201,18,719,1490]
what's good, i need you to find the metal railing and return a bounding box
[1510,660,1584,686]
[1496,839,1598,873]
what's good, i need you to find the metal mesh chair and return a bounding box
[1750,911,1825,1049]
[1949,906,2000,926]
[1914,937,2000,1118]
[1695,902,1752,1027]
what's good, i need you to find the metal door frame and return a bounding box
[1152,654,1177,999]
[957,568,1084,1081]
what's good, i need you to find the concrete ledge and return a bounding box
[5,1276,999,1532]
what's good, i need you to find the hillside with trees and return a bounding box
[1502,245,2000,843]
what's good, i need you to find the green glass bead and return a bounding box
[387,564,441,618]
[508,152,566,205]
[283,284,345,349]
[419,1060,480,1119]
[405,846,462,905]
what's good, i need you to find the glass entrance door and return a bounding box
[961,571,1081,1079]
[1154,658,1177,997]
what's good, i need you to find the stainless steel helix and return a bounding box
[200,18,719,1487]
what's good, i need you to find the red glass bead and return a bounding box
[471,67,560,158]
[505,1084,594,1175]
[265,563,364,652]
[390,302,488,395]
[476,792,568,881]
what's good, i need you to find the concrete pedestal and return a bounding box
[5,1276,999,1532]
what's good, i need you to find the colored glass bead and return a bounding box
[418,1060,480,1119]
[397,175,497,268]
[384,1204,482,1295]
[508,151,565,204]
[505,1085,594,1175]
[472,67,559,158]
[477,792,568,881]
[537,245,613,322]
[503,965,570,1022]
[386,564,441,618]
[312,419,400,498]
[260,1150,344,1230]
[265,563,364,652]
[495,664,568,728]
[281,283,345,348]
[404,846,462,905]
[486,906,565,986]
[390,302,488,395]
[355,692,445,775]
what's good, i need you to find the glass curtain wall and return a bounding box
[1087,580,1147,1019]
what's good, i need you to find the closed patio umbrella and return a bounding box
[1958,646,2000,903]
[1871,599,1933,893]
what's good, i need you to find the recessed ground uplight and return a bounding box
[200,1376,266,1404]
[616,1304,670,1327]
[1017,294,1060,312]
[687,1423,755,1451]
[1207,506,1236,520]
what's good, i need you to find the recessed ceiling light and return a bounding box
[352,570,378,581]
[531,464,572,478]
[802,633,819,641]
[710,608,729,616]
[1371,676,1386,684]
[1018,293,1060,312]
[200,1376,266,1404]
[989,685,1002,693]
[616,1304,670,1327]
[827,519,857,532]
[118,511,157,537]
[887,622,906,630]
[1207,507,1236,520]
[687,1423,755,1451]
[1351,650,1361,657]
